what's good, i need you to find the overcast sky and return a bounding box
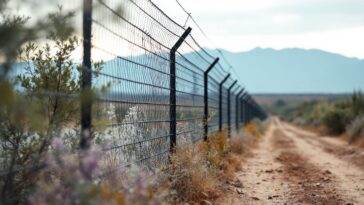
[155,0,364,59]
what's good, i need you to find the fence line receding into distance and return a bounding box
[0,0,268,189]
[83,0,267,169]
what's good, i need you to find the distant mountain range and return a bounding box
[200,48,364,94]
[12,47,364,94]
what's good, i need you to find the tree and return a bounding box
[0,7,105,204]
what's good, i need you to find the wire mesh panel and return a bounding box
[221,87,229,129]
[91,0,186,169]
[207,77,220,131]
[230,88,238,133]
[221,78,233,129]
[208,63,228,132]
[174,35,216,144]
[175,54,205,144]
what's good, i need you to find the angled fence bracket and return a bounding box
[203,58,219,140]
[170,27,192,154]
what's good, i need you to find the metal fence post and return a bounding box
[218,74,230,132]
[80,0,93,149]
[170,27,192,154]
[227,80,237,138]
[236,88,245,133]
[204,58,219,140]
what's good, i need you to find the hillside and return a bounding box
[11,47,364,94]
[252,93,351,106]
[199,48,364,93]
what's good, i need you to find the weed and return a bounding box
[168,144,220,204]
[28,138,168,205]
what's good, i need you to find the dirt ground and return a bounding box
[220,118,364,205]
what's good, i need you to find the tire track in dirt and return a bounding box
[272,127,345,205]
[220,118,364,204]
[221,120,290,205]
[279,121,364,204]
[284,123,364,171]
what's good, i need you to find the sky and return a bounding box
[8,0,364,93]
[9,0,364,60]
[155,0,364,59]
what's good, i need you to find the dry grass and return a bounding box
[229,120,268,156]
[199,130,230,170]
[230,133,255,156]
[168,144,221,204]
[167,120,271,204]
[358,138,364,148]
[230,137,245,155]
[225,154,242,174]
[245,122,261,138]
[244,118,271,138]
[343,133,364,149]
[229,125,262,170]
[168,130,241,204]
[292,124,329,136]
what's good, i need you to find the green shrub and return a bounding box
[351,91,364,115]
[346,115,364,143]
[322,108,352,135]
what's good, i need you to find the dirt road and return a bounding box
[222,118,364,205]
